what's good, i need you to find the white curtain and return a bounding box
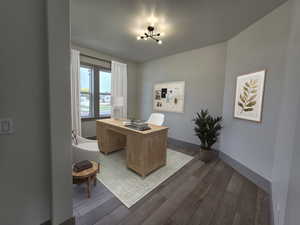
[111,61,127,118]
[70,49,82,135]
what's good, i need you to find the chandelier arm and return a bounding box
[150,36,159,41]
[137,26,162,43]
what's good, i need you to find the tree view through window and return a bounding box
[80,64,112,118]
[80,66,92,117]
[99,71,112,117]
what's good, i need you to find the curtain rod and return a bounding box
[80,53,111,64]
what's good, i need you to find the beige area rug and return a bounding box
[96,149,193,208]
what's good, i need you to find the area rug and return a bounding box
[96,149,193,208]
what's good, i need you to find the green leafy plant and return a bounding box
[238,79,258,113]
[193,110,222,150]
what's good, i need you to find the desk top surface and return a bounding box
[96,118,168,134]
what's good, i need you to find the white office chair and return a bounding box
[147,113,165,126]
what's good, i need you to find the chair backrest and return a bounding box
[147,113,165,126]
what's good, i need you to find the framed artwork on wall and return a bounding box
[153,81,185,113]
[234,70,266,122]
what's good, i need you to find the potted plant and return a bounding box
[193,110,222,163]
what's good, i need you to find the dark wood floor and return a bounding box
[73,144,270,225]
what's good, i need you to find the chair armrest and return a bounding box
[77,135,97,144]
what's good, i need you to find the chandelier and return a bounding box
[136,26,162,44]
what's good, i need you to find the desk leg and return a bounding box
[97,124,126,154]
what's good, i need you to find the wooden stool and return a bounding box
[72,161,100,198]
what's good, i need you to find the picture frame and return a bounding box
[234,70,266,122]
[153,81,185,113]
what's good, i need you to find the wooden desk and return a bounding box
[96,119,168,177]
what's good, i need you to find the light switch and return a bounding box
[0,118,14,134]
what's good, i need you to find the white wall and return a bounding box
[0,0,51,224]
[220,2,290,181]
[137,42,227,145]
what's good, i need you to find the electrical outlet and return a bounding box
[0,118,14,134]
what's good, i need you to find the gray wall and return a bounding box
[0,0,51,224]
[220,2,290,181]
[72,44,139,137]
[137,42,227,145]
[285,108,300,225]
[271,0,300,224]
[48,0,73,224]
[284,4,300,225]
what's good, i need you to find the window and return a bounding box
[99,71,112,117]
[80,66,93,118]
[79,64,112,119]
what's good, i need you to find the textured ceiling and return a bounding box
[71,0,286,63]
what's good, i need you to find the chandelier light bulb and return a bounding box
[158,40,162,44]
[136,36,141,40]
[148,16,157,26]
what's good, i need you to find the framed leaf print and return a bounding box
[234,70,266,122]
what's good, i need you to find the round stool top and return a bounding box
[72,161,99,179]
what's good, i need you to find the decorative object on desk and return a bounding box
[234,70,266,122]
[124,120,151,131]
[193,110,222,163]
[122,119,132,126]
[153,81,185,113]
[112,96,124,120]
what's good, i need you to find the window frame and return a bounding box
[80,62,112,121]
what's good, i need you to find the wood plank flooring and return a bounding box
[73,145,270,225]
